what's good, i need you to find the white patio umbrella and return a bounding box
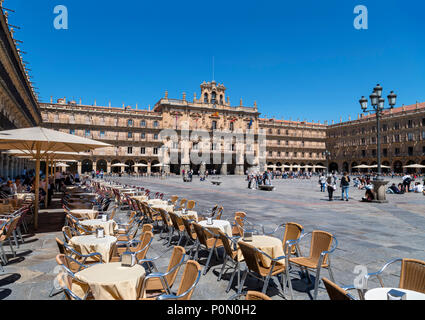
[314,165,327,169]
[0,127,110,229]
[111,163,128,167]
[152,163,170,167]
[353,164,371,169]
[403,164,425,169]
[369,164,391,169]
[133,163,148,167]
[56,162,70,168]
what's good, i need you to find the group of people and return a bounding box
[319,172,351,201]
[247,171,273,189]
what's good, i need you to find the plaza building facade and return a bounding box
[0,6,41,178]
[327,102,425,174]
[40,81,425,176]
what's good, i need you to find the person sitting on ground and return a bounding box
[413,182,423,193]
[362,189,375,202]
[389,183,401,194]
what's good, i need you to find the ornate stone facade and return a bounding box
[0,6,41,178]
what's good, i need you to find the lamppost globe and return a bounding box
[370,92,379,107]
[359,96,368,110]
[374,84,383,97]
[388,91,397,107]
[378,97,385,110]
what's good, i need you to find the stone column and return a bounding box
[147,161,152,175]
[220,163,227,175]
[77,161,82,175]
[93,160,97,173]
[107,161,111,174]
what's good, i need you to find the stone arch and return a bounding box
[329,162,338,173]
[111,159,121,173]
[351,162,358,173]
[393,161,403,174]
[342,162,349,173]
[125,159,135,173]
[96,159,107,172]
[81,159,93,174]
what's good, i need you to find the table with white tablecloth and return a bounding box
[365,288,425,300]
[70,209,99,220]
[199,219,231,237]
[237,235,285,267]
[73,262,146,300]
[69,235,117,263]
[80,219,118,236]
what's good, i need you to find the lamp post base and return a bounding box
[370,180,389,203]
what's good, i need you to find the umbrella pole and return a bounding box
[34,146,41,230]
[45,155,49,208]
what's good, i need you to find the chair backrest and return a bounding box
[170,195,179,205]
[309,230,333,265]
[282,222,303,254]
[322,277,351,300]
[179,198,187,209]
[235,211,247,220]
[62,226,74,243]
[4,216,20,238]
[238,241,263,275]
[165,246,186,287]
[186,200,196,210]
[142,224,153,234]
[215,206,223,220]
[246,291,272,301]
[192,223,209,247]
[168,212,183,231]
[158,208,171,227]
[181,218,196,241]
[55,237,66,254]
[109,206,118,220]
[175,260,201,300]
[400,258,425,293]
[217,230,235,258]
[135,231,153,261]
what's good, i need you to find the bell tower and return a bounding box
[199,81,228,106]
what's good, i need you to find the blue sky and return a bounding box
[8,0,425,123]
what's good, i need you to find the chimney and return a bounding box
[240,98,243,106]
[193,92,197,102]
[165,91,168,99]
[182,92,186,101]
[50,96,53,103]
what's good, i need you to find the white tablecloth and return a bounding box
[365,288,425,300]
[199,219,231,237]
[70,209,99,220]
[74,262,146,300]
[80,219,118,236]
[69,235,117,263]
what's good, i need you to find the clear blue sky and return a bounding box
[8,0,425,123]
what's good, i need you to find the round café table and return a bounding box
[131,195,149,202]
[147,199,168,206]
[69,234,117,263]
[199,219,233,237]
[365,288,425,300]
[73,262,146,300]
[70,209,99,220]
[237,235,285,267]
[151,203,175,213]
[80,219,118,236]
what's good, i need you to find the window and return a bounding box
[372,149,376,157]
[286,141,289,146]
[204,93,209,104]
[422,118,425,126]
[141,133,145,139]
[153,148,158,155]
[128,119,133,127]
[408,133,414,141]
[141,147,145,154]
[153,121,159,128]
[127,147,133,154]
[140,120,146,127]
[395,134,400,142]
[383,124,388,131]
[394,122,400,130]
[423,131,425,140]
[100,131,105,138]
[128,132,133,139]
[423,146,425,155]
[154,134,158,140]
[362,150,366,157]
[362,138,366,145]
[70,129,75,135]
[395,148,400,155]
[230,122,234,131]
[211,92,217,104]
[371,137,376,143]
[269,129,273,134]
[408,147,414,156]
[383,136,388,144]
[220,95,224,105]
[361,128,365,134]
[408,120,413,128]
[383,148,388,157]
[192,143,198,150]
[277,129,281,135]
[286,130,289,135]
[85,129,90,137]
[278,151,281,157]
[212,121,217,130]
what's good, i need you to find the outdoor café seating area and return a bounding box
[8,177,417,301]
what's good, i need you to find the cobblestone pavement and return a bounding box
[1,175,424,300]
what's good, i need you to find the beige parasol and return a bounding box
[0,127,110,229]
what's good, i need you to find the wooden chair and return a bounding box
[322,277,354,300]
[156,260,202,300]
[263,222,304,256]
[177,198,187,211]
[157,208,173,243]
[238,241,292,298]
[365,258,425,294]
[181,217,198,259]
[186,200,196,210]
[231,212,246,237]
[217,230,242,293]
[168,212,186,246]
[170,195,179,205]
[287,230,338,300]
[55,237,104,268]
[229,290,272,300]
[214,206,223,220]
[192,223,223,275]
[139,246,186,299]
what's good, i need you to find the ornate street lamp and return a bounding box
[359,84,397,182]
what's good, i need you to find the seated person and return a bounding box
[413,182,424,193]
[397,183,405,194]
[389,183,401,194]
[362,189,375,202]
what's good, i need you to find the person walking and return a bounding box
[326,175,335,201]
[319,174,327,192]
[340,172,350,201]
